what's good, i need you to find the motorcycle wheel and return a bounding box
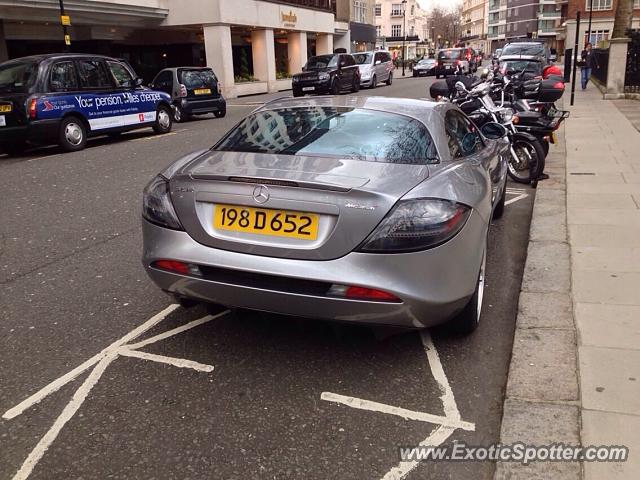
[507,134,545,185]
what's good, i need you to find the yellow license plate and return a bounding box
[194,88,211,95]
[214,204,319,240]
[0,104,11,113]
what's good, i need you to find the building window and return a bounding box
[375,3,381,16]
[376,25,381,37]
[584,29,610,46]
[586,0,612,10]
[392,24,402,36]
[353,0,368,23]
[391,3,402,16]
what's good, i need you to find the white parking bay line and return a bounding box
[4,306,229,480]
[320,393,475,431]
[505,193,529,205]
[321,330,475,480]
[2,304,180,420]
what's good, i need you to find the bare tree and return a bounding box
[429,4,464,48]
[612,0,633,38]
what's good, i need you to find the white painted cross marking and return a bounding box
[4,305,230,480]
[321,330,476,480]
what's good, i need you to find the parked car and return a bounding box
[0,53,173,155]
[435,48,471,78]
[151,67,226,122]
[500,41,550,64]
[142,96,509,334]
[352,51,393,88]
[292,54,360,97]
[412,58,437,77]
[499,57,544,77]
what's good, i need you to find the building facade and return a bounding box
[0,0,377,98]
[563,0,640,56]
[461,0,489,53]
[374,0,430,59]
[487,0,564,52]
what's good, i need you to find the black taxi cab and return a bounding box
[0,53,173,155]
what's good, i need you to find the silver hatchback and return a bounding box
[142,96,509,333]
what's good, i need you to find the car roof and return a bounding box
[500,55,542,61]
[159,66,213,72]
[1,53,122,65]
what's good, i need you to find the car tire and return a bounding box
[370,75,377,89]
[493,180,507,220]
[386,72,393,85]
[153,105,173,134]
[351,76,360,93]
[448,247,486,335]
[330,79,340,95]
[58,116,87,152]
[174,105,189,123]
[292,89,303,97]
[214,106,226,118]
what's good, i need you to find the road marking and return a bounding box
[505,193,529,205]
[11,352,118,480]
[321,330,475,480]
[320,393,475,431]
[118,348,214,373]
[4,306,230,480]
[2,304,180,420]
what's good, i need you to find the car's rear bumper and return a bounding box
[292,80,332,94]
[142,211,487,328]
[181,97,226,115]
[0,118,59,146]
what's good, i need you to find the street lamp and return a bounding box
[586,0,594,47]
[401,0,407,77]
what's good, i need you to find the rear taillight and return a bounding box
[217,82,222,94]
[179,84,187,97]
[553,81,564,89]
[27,98,37,120]
[327,284,401,302]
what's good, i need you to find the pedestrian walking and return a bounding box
[579,43,599,90]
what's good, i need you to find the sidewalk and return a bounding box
[495,86,640,480]
[566,86,640,479]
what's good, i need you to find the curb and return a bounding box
[494,105,583,480]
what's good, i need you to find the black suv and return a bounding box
[292,54,360,97]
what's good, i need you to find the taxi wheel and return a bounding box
[58,116,87,152]
[153,105,173,134]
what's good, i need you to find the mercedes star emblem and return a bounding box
[252,185,270,204]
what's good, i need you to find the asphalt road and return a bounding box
[0,75,536,480]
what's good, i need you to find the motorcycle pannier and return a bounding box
[537,78,565,102]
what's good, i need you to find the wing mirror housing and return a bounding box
[375,60,382,65]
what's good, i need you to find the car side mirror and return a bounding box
[480,122,508,140]
[135,77,144,87]
[375,60,381,65]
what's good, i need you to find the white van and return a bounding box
[353,51,394,88]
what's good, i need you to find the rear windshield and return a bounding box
[214,107,439,164]
[305,55,338,70]
[502,44,544,57]
[352,53,373,65]
[438,50,461,60]
[0,60,38,93]
[178,69,217,89]
[501,60,542,75]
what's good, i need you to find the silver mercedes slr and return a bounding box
[142,96,509,334]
